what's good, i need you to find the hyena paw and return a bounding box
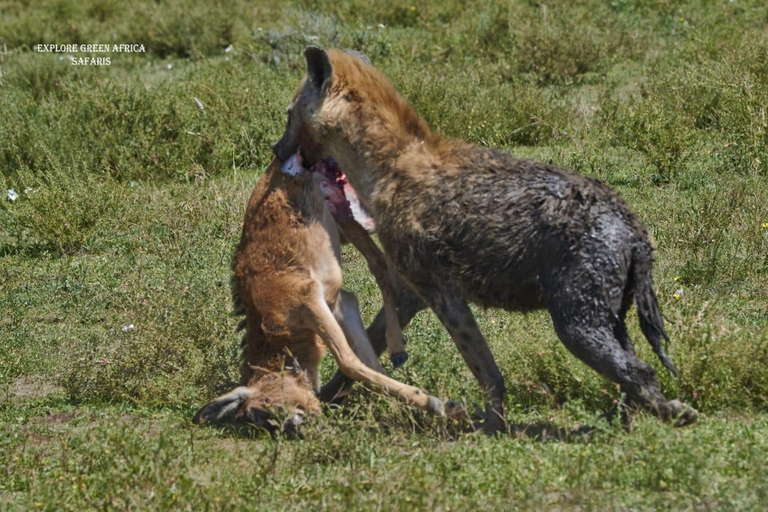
[470,407,506,435]
[390,351,408,369]
[667,399,699,427]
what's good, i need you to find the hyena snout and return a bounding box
[272,137,295,163]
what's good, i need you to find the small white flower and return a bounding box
[224,44,233,53]
[166,63,173,70]
[7,189,18,201]
[378,23,385,29]
[24,186,32,194]
[122,324,135,332]
[193,97,204,110]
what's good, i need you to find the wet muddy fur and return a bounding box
[280,47,698,429]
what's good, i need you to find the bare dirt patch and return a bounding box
[7,375,63,404]
[29,412,79,425]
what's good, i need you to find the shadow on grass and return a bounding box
[191,417,281,439]
[188,386,621,443]
[192,412,605,443]
[432,413,606,443]
[506,422,599,443]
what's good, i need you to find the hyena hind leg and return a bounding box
[550,313,697,427]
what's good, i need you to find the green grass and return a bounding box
[1,0,768,509]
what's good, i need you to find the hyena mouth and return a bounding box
[314,157,375,232]
[281,150,375,231]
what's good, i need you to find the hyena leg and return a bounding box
[333,289,385,373]
[336,217,407,368]
[549,310,697,427]
[425,291,507,433]
[320,282,426,403]
[305,285,445,416]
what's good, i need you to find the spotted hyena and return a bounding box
[273,47,698,431]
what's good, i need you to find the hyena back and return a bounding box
[274,47,698,431]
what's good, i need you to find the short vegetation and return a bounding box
[1,0,767,510]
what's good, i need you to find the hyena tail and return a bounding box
[632,244,678,376]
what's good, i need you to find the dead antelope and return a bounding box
[193,155,443,435]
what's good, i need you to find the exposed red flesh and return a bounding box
[312,157,376,232]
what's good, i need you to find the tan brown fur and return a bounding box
[232,161,336,391]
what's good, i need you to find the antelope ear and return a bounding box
[304,46,332,93]
[248,366,271,380]
[192,387,252,424]
[294,369,311,385]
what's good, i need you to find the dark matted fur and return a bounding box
[275,47,698,430]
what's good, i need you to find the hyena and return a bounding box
[274,47,698,431]
[193,155,442,435]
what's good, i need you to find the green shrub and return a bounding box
[1,158,125,255]
[603,94,696,184]
[393,65,571,147]
[0,59,290,183]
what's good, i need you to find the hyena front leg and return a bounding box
[336,217,407,368]
[423,290,507,434]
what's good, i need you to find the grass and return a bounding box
[1,0,768,509]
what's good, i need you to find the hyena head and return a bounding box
[273,46,347,166]
[193,369,320,438]
[273,46,387,206]
[273,46,434,204]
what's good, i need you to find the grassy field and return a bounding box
[2,0,768,509]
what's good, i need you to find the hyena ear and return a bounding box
[304,46,332,93]
[344,49,371,66]
[192,387,252,424]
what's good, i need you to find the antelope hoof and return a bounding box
[427,396,445,416]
